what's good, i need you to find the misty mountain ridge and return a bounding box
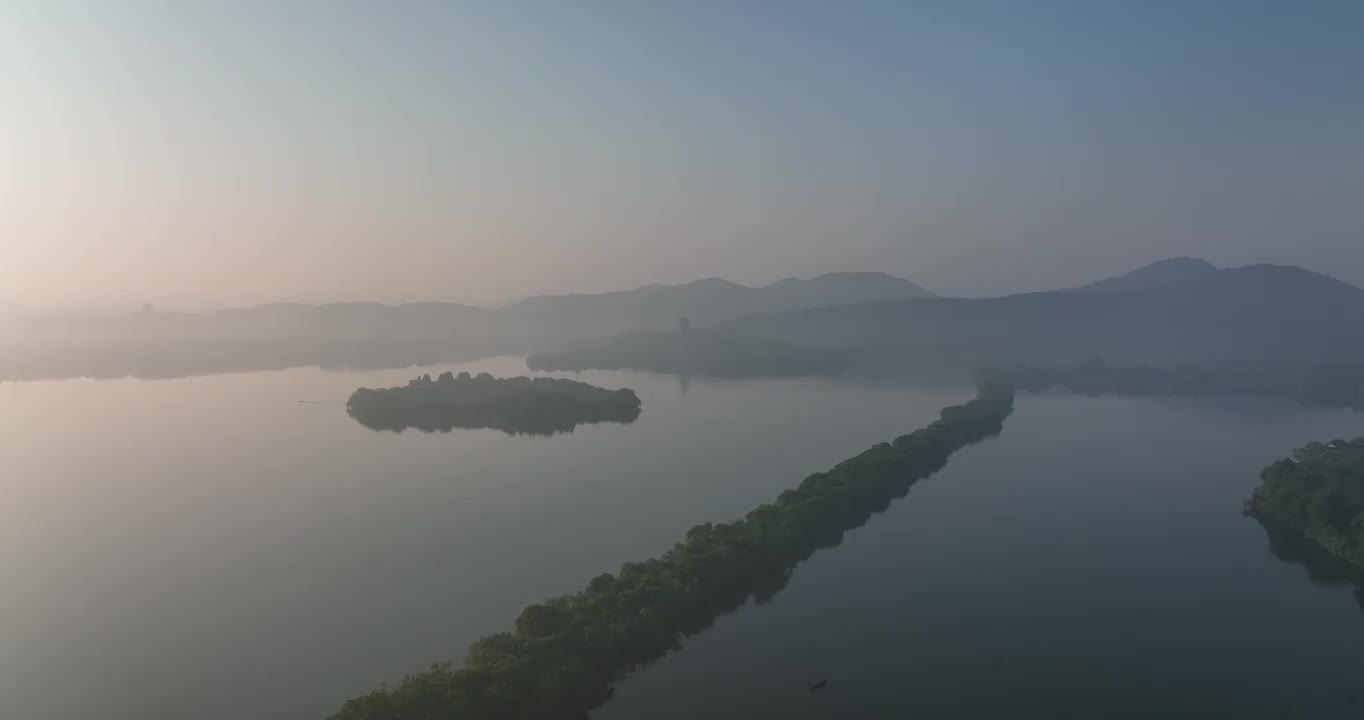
[1077,257,1219,292]
[0,271,931,380]
[7,260,1362,380]
[23,271,928,334]
[723,262,1364,369]
[500,271,933,343]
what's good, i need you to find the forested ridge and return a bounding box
[331,384,1015,719]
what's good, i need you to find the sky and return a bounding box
[2,1,1362,311]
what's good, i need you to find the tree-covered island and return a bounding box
[346,372,642,436]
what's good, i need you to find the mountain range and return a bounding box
[5,259,1363,380]
[725,261,1364,369]
[499,271,932,344]
[0,272,930,380]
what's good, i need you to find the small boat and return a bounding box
[809,680,828,694]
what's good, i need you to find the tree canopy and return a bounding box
[345,373,641,436]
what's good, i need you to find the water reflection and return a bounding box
[347,402,641,437]
[582,424,1008,709]
[1257,519,1364,609]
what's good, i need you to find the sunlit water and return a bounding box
[1,360,1361,719]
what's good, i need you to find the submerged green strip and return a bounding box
[332,384,1016,720]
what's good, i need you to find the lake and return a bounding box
[1,359,1362,719]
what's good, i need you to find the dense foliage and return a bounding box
[346,372,641,436]
[978,358,1364,410]
[1249,439,1364,570]
[526,330,850,379]
[331,384,1015,719]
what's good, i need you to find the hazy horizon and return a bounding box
[0,256,1346,319]
[7,6,1364,718]
[4,2,1362,312]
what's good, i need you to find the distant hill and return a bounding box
[21,262,1361,382]
[1077,257,1218,292]
[725,264,1364,369]
[0,272,930,381]
[527,329,851,379]
[501,272,933,344]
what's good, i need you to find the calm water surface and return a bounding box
[0,358,960,719]
[598,393,1364,719]
[2,361,1362,719]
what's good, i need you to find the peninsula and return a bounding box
[1248,438,1364,571]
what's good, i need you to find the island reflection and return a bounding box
[1257,519,1364,610]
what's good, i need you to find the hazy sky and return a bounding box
[3,1,1362,310]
